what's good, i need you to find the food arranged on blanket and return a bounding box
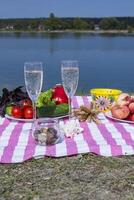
[52,84,68,105]
[36,84,69,117]
[6,100,33,119]
[111,93,134,121]
[34,126,59,145]
[0,86,30,117]
[0,85,69,119]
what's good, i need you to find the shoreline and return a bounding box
[0,29,134,35]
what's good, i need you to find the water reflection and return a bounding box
[0,33,134,92]
[14,32,22,37]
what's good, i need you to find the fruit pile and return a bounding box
[111,93,134,121]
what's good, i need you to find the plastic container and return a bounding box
[90,88,122,112]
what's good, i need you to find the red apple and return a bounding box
[126,114,134,121]
[128,102,134,114]
[117,93,133,106]
[111,105,130,119]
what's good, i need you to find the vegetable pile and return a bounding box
[0,85,69,118]
[36,85,69,117]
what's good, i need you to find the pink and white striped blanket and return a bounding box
[0,96,134,164]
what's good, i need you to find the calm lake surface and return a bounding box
[0,32,134,94]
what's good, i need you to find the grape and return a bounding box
[0,86,29,117]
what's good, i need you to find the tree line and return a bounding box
[0,13,134,31]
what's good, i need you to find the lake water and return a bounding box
[0,32,134,94]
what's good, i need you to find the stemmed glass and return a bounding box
[61,60,79,120]
[24,62,43,132]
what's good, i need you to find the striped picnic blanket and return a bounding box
[0,96,134,164]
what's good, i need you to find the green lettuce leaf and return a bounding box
[36,89,55,108]
[37,103,69,118]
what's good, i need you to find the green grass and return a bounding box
[0,154,134,200]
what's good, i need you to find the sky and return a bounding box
[0,0,134,19]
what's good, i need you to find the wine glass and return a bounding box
[61,60,79,120]
[24,62,43,132]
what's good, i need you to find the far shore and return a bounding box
[0,29,134,35]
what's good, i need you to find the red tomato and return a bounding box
[12,106,23,118]
[21,99,32,108]
[23,106,33,119]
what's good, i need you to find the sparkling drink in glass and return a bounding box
[24,62,43,132]
[61,60,79,120]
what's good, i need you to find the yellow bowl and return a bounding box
[90,88,122,112]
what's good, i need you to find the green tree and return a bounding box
[119,21,127,30]
[49,12,55,19]
[45,13,63,30]
[88,20,94,30]
[14,20,23,30]
[127,26,133,33]
[73,17,89,30]
[29,20,38,30]
[99,17,120,30]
